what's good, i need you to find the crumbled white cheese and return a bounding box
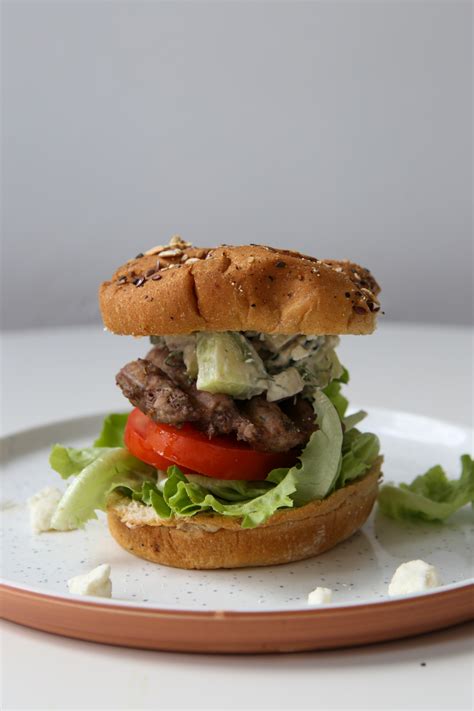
[27,487,62,533]
[289,344,311,361]
[67,564,112,598]
[163,334,195,351]
[307,587,333,605]
[266,367,304,402]
[388,560,441,596]
[163,335,197,377]
[259,333,297,353]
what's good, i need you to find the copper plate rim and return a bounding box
[2,581,473,653]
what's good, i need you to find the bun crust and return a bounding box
[107,458,382,569]
[99,239,380,336]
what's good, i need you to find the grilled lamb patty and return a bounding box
[115,358,199,426]
[116,346,316,452]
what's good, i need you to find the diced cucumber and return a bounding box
[196,332,268,399]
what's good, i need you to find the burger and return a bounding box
[50,236,383,569]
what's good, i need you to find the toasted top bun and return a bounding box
[99,236,381,336]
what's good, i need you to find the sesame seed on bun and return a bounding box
[99,236,381,336]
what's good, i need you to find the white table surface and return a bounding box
[1,321,473,711]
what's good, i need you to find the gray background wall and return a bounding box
[2,0,472,329]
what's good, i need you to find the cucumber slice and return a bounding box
[196,332,268,399]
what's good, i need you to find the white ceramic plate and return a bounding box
[1,408,473,652]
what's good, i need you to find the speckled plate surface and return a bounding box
[1,409,473,652]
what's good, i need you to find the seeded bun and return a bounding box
[99,236,381,336]
[106,458,382,570]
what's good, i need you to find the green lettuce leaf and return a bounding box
[51,448,155,530]
[343,410,367,431]
[184,473,273,502]
[166,466,296,528]
[121,479,172,518]
[323,380,348,418]
[338,366,350,384]
[93,413,129,447]
[337,428,380,487]
[378,455,474,522]
[128,466,296,528]
[50,445,107,479]
[266,390,343,506]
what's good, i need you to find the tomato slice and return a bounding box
[124,407,298,480]
[124,414,175,472]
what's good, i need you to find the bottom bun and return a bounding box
[107,457,382,570]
